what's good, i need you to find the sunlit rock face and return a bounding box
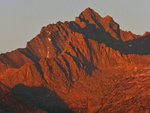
[0,8,150,113]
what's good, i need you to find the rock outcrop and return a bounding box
[0,8,150,113]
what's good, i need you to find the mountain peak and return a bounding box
[81,7,95,14]
[75,8,102,29]
[78,7,102,21]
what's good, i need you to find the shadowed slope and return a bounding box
[0,82,47,113]
[12,84,73,113]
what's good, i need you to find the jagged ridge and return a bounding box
[0,8,150,113]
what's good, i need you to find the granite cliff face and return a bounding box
[0,8,150,113]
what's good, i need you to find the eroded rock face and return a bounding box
[0,8,150,113]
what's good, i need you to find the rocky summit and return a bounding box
[0,8,150,113]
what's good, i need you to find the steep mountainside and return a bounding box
[0,8,150,113]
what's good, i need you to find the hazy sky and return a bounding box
[0,0,150,53]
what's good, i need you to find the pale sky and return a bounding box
[0,0,150,53]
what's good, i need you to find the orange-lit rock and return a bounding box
[0,8,150,113]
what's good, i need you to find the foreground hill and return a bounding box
[0,8,150,113]
[0,82,47,113]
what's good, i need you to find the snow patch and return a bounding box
[48,38,51,41]
[47,51,50,58]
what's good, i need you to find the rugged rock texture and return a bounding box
[0,8,150,113]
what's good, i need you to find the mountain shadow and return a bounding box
[12,84,73,113]
[69,21,150,55]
